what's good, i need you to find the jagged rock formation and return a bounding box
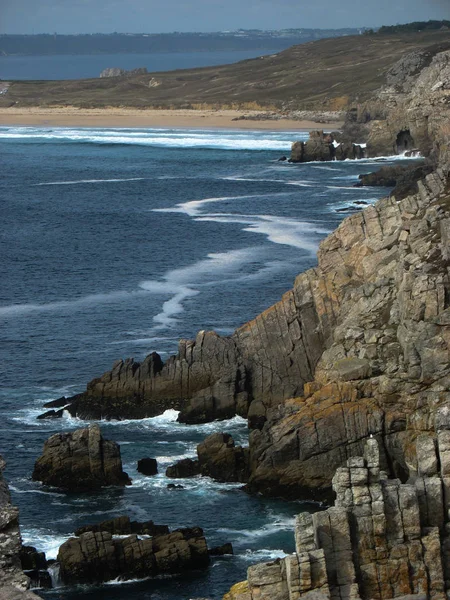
[0,456,40,598]
[32,424,131,491]
[224,437,450,600]
[52,48,450,501]
[345,46,450,160]
[57,526,209,584]
[289,131,366,163]
[166,433,250,483]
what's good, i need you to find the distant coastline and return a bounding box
[0,107,342,130]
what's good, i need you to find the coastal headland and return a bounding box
[2,24,450,600]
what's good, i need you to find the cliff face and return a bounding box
[246,164,450,498]
[347,47,450,161]
[224,437,450,600]
[0,456,39,599]
[62,49,450,500]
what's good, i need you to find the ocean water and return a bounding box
[0,126,419,599]
[0,50,284,80]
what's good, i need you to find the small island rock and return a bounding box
[32,424,131,491]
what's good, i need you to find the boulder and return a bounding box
[167,433,249,483]
[166,458,201,478]
[32,424,131,491]
[57,527,209,585]
[197,433,250,483]
[137,457,158,476]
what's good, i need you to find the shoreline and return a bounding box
[0,107,343,130]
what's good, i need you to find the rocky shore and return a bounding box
[2,43,450,600]
[51,46,450,500]
[224,437,450,600]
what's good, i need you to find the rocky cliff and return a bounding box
[0,456,39,599]
[224,437,450,600]
[345,46,450,161]
[56,49,450,502]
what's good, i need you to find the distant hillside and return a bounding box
[1,30,450,111]
[0,29,363,56]
[377,20,450,34]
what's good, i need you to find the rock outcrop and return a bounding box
[99,67,148,78]
[57,526,209,584]
[344,46,450,160]
[0,456,40,598]
[224,437,450,600]
[289,131,366,163]
[355,163,434,201]
[166,433,250,483]
[32,424,131,491]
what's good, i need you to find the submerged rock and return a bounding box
[32,424,131,491]
[209,543,233,556]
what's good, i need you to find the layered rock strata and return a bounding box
[57,526,209,584]
[224,437,450,600]
[0,456,40,598]
[32,424,131,491]
[166,433,250,483]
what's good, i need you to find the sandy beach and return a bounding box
[0,107,342,130]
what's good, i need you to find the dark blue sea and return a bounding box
[0,50,285,80]
[0,126,418,599]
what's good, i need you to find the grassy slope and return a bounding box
[2,31,450,111]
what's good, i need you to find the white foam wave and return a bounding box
[139,247,264,328]
[34,178,146,186]
[0,126,299,151]
[217,515,295,540]
[153,193,288,218]
[0,290,147,318]
[21,529,70,560]
[9,485,64,497]
[240,548,289,561]
[196,214,329,253]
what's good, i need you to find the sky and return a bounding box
[1,0,450,34]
